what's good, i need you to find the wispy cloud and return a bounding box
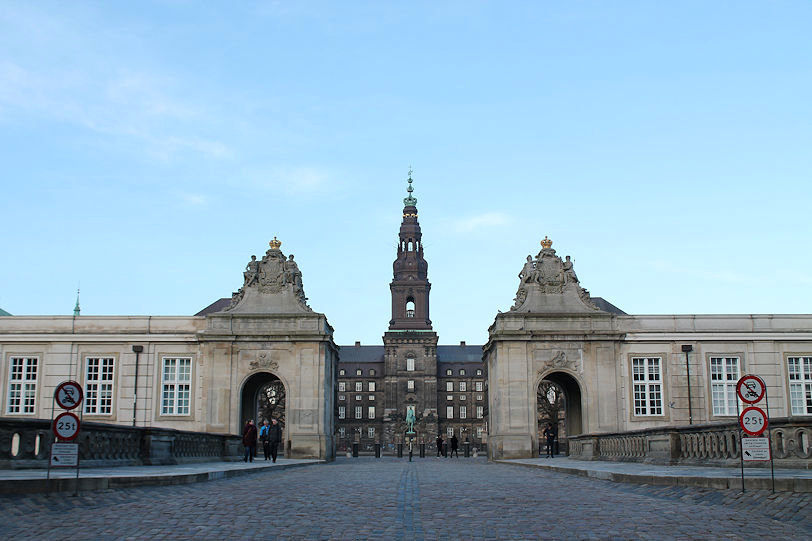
[452,212,512,233]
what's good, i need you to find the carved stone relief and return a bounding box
[249,351,279,371]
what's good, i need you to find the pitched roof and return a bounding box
[0,307,11,316]
[195,298,231,316]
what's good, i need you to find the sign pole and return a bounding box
[760,376,775,494]
[46,393,56,487]
[736,397,744,492]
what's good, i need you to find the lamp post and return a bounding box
[132,345,143,426]
[682,345,693,425]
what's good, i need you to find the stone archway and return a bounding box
[241,372,286,432]
[537,371,583,454]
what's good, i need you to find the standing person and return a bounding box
[243,419,258,462]
[543,422,555,458]
[268,418,283,463]
[450,434,459,458]
[436,434,444,457]
[259,420,271,460]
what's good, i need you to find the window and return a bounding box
[406,356,415,371]
[459,394,466,401]
[446,382,453,392]
[368,381,376,392]
[6,357,38,414]
[711,357,740,416]
[476,394,484,401]
[459,381,467,392]
[369,394,375,400]
[338,427,345,437]
[339,369,345,376]
[476,369,482,376]
[632,357,662,416]
[407,380,415,391]
[355,382,362,392]
[788,356,812,415]
[338,382,346,392]
[370,369,376,376]
[368,406,375,419]
[355,395,362,401]
[476,406,484,419]
[446,405,454,419]
[475,381,483,392]
[338,406,346,419]
[356,369,362,376]
[406,300,415,318]
[476,427,484,438]
[85,357,115,415]
[447,427,454,437]
[446,395,453,401]
[368,427,375,438]
[161,357,191,415]
[338,395,345,401]
[460,406,467,419]
[354,406,362,419]
[459,369,466,376]
[445,369,452,376]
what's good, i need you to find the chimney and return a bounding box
[355,341,361,347]
[460,341,466,347]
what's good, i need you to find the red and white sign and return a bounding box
[740,406,768,436]
[55,381,83,410]
[50,442,79,467]
[741,437,771,461]
[52,412,81,441]
[736,375,765,404]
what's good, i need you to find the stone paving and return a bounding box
[1,456,809,540]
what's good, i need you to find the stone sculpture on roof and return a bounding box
[509,236,599,313]
[224,237,312,313]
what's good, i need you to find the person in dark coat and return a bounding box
[259,420,272,460]
[543,422,556,458]
[450,434,459,458]
[243,419,257,462]
[436,434,444,457]
[268,418,283,462]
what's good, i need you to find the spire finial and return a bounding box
[403,166,417,206]
[73,287,81,316]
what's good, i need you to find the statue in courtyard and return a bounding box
[405,408,416,434]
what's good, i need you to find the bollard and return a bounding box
[464,441,471,457]
[397,443,403,458]
[374,443,381,458]
[352,442,359,457]
[419,443,425,458]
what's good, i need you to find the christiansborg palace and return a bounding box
[1,176,811,466]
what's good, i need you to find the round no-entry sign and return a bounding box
[740,406,768,436]
[736,375,765,404]
[55,381,83,410]
[52,412,81,441]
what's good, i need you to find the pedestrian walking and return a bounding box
[543,422,555,458]
[243,419,257,462]
[450,434,459,458]
[436,434,444,457]
[259,420,271,460]
[268,418,283,462]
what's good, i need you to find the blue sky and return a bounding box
[1,1,810,346]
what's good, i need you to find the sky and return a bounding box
[1,1,811,346]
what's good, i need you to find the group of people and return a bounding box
[435,434,460,457]
[242,418,283,463]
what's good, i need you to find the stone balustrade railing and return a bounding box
[568,418,812,468]
[0,418,242,469]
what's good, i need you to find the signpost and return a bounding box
[48,381,84,494]
[50,443,80,467]
[736,375,765,404]
[55,381,83,411]
[52,412,81,441]
[739,406,768,437]
[741,438,771,462]
[735,374,775,493]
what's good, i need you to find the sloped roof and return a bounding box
[0,307,11,316]
[590,297,626,315]
[195,298,231,316]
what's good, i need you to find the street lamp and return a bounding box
[682,345,693,425]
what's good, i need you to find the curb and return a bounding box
[0,461,322,495]
[495,460,812,493]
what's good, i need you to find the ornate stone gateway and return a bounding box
[199,238,338,460]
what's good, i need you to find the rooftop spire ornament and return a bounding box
[403,167,417,206]
[540,236,553,249]
[269,236,282,250]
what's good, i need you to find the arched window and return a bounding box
[406,299,415,318]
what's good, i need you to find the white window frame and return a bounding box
[459,369,466,376]
[476,394,484,401]
[339,369,345,376]
[459,394,466,401]
[355,381,362,392]
[161,357,192,416]
[368,427,375,438]
[6,356,38,414]
[368,406,375,419]
[338,394,345,401]
[476,427,484,438]
[446,405,454,419]
[476,405,484,419]
[84,357,115,415]
[407,380,415,391]
[338,382,346,392]
[354,406,362,419]
[788,356,812,415]
[475,381,483,392]
[338,406,346,419]
[338,427,345,437]
[447,427,454,437]
[446,381,453,392]
[356,369,362,376]
[460,406,467,419]
[355,395,362,401]
[368,395,375,400]
[368,381,376,392]
[710,356,741,416]
[632,357,663,416]
[446,369,452,376]
[406,356,415,371]
[459,381,467,392]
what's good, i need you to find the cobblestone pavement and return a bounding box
[1,457,809,540]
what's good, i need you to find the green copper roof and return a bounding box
[0,307,11,316]
[403,167,417,206]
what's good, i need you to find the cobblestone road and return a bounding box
[2,457,809,540]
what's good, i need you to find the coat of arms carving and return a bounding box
[250,351,279,371]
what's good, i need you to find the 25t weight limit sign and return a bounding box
[739,406,768,436]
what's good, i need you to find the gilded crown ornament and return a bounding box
[269,237,282,250]
[540,236,553,249]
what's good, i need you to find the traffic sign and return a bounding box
[50,442,79,467]
[740,406,768,436]
[741,437,771,461]
[52,412,81,441]
[736,375,765,404]
[55,381,83,410]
